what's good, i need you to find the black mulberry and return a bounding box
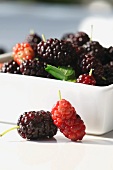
[61,31,90,46]
[17,110,58,140]
[20,58,54,78]
[36,38,77,67]
[79,53,104,84]
[24,31,42,54]
[0,60,21,74]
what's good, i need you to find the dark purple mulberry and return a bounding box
[24,31,42,54]
[25,31,42,45]
[19,58,54,78]
[0,60,21,74]
[79,53,104,84]
[61,31,90,46]
[17,110,58,140]
[36,38,77,67]
[83,41,107,64]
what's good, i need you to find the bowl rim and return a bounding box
[0,72,113,90]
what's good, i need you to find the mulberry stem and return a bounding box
[30,29,34,35]
[90,25,93,42]
[58,90,62,100]
[0,126,19,137]
[89,68,93,76]
[42,34,46,42]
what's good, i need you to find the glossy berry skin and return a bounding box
[61,31,90,47]
[17,110,58,140]
[51,99,86,141]
[19,58,54,78]
[51,99,76,126]
[36,38,77,67]
[60,114,86,141]
[77,74,96,85]
[79,53,104,84]
[83,41,105,61]
[13,43,35,65]
[0,60,21,74]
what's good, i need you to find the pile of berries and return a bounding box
[0,96,86,142]
[17,97,86,141]
[1,30,113,86]
[0,31,89,141]
[61,31,113,86]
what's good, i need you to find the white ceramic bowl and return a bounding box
[0,72,113,135]
[0,53,113,135]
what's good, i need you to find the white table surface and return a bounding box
[0,123,113,170]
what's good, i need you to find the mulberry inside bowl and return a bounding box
[0,72,113,135]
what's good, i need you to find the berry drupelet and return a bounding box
[17,110,58,140]
[19,58,54,78]
[0,59,21,74]
[51,99,86,141]
[36,38,77,68]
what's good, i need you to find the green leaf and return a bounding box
[45,64,76,82]
[58,66,75,80]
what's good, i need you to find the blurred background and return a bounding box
[0,0,113,52]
